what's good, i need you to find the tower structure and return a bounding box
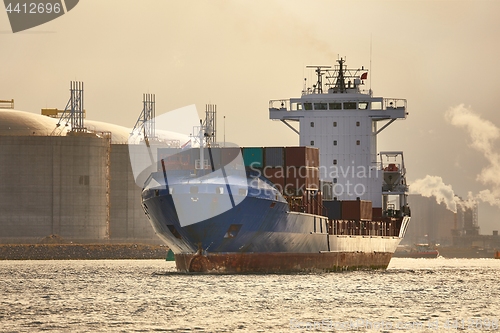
[132,93,156,142]
[270,58,409,214]
[56,81,85,133]
[203,104,217,146]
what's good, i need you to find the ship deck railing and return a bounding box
[0,99,14,109]
[331,219,403,237]
[269,98,406,112]
[301,87,372,96]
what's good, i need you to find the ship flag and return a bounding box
[361,72,368,80]
[181,140,192,150]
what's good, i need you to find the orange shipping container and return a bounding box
[285,167,319,195]
[262,167,286,192]
[372,207,383,219]
[341,200,373,220]
[285,146,319,167]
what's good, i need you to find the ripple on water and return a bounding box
[1,259,500,332]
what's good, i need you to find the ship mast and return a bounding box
[334,58,347,93]
[199,119,204,170]
[306,65,331,94]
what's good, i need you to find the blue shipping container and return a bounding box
[264,147,285,167]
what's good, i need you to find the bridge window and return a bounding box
[344,102,356,109]
[310,122,314,127]
[291,102,302,111]
[329,102,342,110]
[356,140,360,145]
[333,159,337,165]
[333,140,337,146]
[304,103,313,110]
[310,141,314,146]
[356,121,360,127]
[314,102,327,110]
[359,102,369,110]
[333,121,337,127]
[371,101,382,110]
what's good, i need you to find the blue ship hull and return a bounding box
[141,171,405,273]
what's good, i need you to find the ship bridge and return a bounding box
[269,96,407,123]
[270,58,407,127]
[268,58,409,209]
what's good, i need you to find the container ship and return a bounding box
[140,58,411,272]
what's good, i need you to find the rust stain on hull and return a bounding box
[175,252,393,273]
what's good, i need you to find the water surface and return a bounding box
[1,258,499,332]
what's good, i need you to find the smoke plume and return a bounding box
[445,104,500,207]
[410,105,500,211]
[409,175,461,212]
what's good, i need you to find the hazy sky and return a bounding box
[1,0,500,233]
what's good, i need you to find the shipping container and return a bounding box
[341,200,373,220]
[321,180,333,200]
[221,147,242,166]
[242,147,263,168]
[285,146,318,167]
[322,199,342,220]
[157,147,196,171]
[157,148,224,171]
[372,207,383,219]
[157,147,180,163]
[264,147,285,167]
[203,147,222,170]
[361,201,373,220]
[188,148,209,170]
[262,167,286,191]
[310,148,319,168]
[285,166,319,195]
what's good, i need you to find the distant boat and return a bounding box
[394,244,439,258]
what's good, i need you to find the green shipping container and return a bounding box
[242,147,263,168]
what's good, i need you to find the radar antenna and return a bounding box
[306,66,331,94]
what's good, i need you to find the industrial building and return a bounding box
[404,194,457,246]
[0,100,161,245]
[404,194,500,256]
[404,194,481,246]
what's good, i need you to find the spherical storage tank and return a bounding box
[0,109,109,243]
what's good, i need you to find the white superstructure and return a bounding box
[269,58,408,209]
